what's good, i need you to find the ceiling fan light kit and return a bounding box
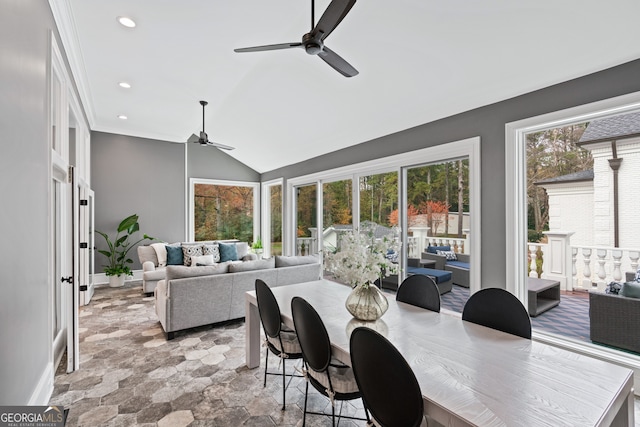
[186,100,235,150]
[234,0,358,77]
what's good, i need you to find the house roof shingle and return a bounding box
[534,169,594,186]
[579,111,640,144]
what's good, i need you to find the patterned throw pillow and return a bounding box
[437,250,457,261]
[202,244,220,263]
[181,244,204,266]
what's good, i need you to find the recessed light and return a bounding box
[117,115,128,120]
[118,82,131,89]
[117,16,136,28]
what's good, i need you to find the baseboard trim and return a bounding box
[93,270,143,285]
[29,362,54,405]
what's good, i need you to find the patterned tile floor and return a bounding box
[51,281,640,426]
[49,282,368,426]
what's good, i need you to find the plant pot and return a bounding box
[345,282,389,321]
[109,275,126,288]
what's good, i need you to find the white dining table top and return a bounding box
[246,279,634,427]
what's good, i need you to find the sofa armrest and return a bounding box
[456,253,471,263]
[242,253,258,261]
[420,252,446,270]
[143,261,156,272]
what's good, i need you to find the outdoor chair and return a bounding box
[291,296,370,426]
[255,279,303,410]
[350,327,426,427]
[396,274,441,312]
[462,288,532,339]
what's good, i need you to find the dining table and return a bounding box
[245,279,634,426]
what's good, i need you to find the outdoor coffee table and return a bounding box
[419,259,436,268]
[527,277,561,317]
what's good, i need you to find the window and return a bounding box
[190,179,259,243]
[323,179,353,254]
[295,184,318,255]
[262,180,283,257]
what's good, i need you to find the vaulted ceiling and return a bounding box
[53,0,640,172]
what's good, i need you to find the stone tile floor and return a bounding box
[49,282,368,426]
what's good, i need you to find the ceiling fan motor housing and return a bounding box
[303,33,323,55]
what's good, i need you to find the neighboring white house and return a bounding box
[537,111,640,249]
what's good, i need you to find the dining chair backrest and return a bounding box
[396,274,441,312]
[255,279,282,339]
[291,296,332,373]
[462,287,532,339]
[350,327,424,427]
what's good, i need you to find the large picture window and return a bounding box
[190,179,259,243]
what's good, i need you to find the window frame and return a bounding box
[188,178,260,243]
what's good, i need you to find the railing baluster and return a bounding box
[612,250,623,282]
[581,248,592,289]
[596,249,608,291]
[572,247,578,289]
[529,245,538,278]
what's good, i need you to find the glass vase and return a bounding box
[345,282,389,321]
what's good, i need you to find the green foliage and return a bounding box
[527,229,544,243]
[96,214,154,276]
[252,238,263,250]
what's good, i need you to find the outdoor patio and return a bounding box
[438,285,591,342]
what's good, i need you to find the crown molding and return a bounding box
[48,0,96,129]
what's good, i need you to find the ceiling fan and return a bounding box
[187,100,234,150]
[234,0,358,77]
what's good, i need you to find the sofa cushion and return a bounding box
[275,255,319,267]
[166,264,229,281]
[166,245,184,265]
[150,242,168,266]
[219,242,239,262]
[406,267,452,284]
[228,257,276,273]
[191,254,215,266]
[235,242,249,259]
[181,243,204,266]
[427,245,451,254]
[201,243,221,262]
[437,249,457,261]
[620,281,640,299]
[445,260,470,270]
[138,245,158,266]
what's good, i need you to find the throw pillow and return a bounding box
[150,242,168,267]
[605,281,622,295]
[235,242,249,259]
[190,254,215,266]
[165,245,184,265]
[201,243,220,262]
[636,267,640,282]
[620,281,640,299]
[437,250,458,261]
[181,244,204,266]
[219,242,239,262]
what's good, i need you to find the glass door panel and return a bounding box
[269,184,282,256]
[322,179,353,254]
[295,184,317,255]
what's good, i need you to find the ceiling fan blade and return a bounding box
[205,141,235,151]
[318,47,358,77]
[187,133,199,144]
[313,0,356,41]
[234,42,303,53]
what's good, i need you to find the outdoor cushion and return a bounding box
[437,249,457,261]
[406,267,452,284]
[445,260,470,270]
[426,245,451,254]
[620,281,640,299]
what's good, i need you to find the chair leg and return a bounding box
[331,401,335,427]
[303,380,309,426]
[281,358,286,411]
[263,350,268,387]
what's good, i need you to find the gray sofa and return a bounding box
[137,240,252,295]
[420,248,470,288]
[589,271,640,354]
[155,255,322,339]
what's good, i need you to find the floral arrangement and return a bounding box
[324,222,401,288]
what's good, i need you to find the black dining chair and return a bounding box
[291,296,370,426]
[350,327,425,427]
[254,279,303,410]
[396,274,441,312]
[462,287,532,339]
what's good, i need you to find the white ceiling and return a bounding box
[55,0,640,173]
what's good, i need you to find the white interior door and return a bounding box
[79,183,95,305]
[67,167,79,372]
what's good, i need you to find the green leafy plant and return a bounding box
[251,238,263,250]
[96,214,154,277]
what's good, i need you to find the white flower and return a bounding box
[324,222,401,288]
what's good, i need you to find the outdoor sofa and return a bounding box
[420,245,470,288]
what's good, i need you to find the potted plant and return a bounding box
[96,214,154,287]
[252,238,263,257]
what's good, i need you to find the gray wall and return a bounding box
[262,59,640,289]
[91,133,259,272]
[0,0,82,404]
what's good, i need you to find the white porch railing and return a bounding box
[407,227,470,258]
[528,231,640,291]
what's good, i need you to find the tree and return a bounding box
[419,200,449,235]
